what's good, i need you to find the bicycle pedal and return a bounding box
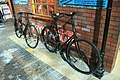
[19,30,22,33]
[54,51,58,54]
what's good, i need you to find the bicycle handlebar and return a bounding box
[59,12,76,17]
[52,12,76,20]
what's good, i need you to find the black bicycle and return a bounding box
[10,0,39,48]
[15,12,39,48]
[42,12,101,75]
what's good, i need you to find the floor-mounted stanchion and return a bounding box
[10,0,18,31]
[93,0,113,79]
[10,0,16,17]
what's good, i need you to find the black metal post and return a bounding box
[10,0,16,17]
[10,0,18,31]
[94,0,113,79]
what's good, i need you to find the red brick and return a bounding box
[92,14,95,18]
[113,27,118,31]
[110,17,115,21]
[63,7,70,11]
[106,57,113,64]
[86,9,96,14]
[101,19,105,24]
[106,45,116,51]
[57,7,63,11]
[76,33,81,38]
[109,30,117,35]
[107,38,117,43]
[78,16,86,20]
[115,17,120,21]
[112,35,118,39]
[110,21,119,26]
[111,12,119,17]
[112,8,118,12]
[106,41,111,45]
[81,34,87,38]
[86,18,94,21]
[102,10,106,15]
[70,7,75,11]
[109,26,114,30]
[111,42,117,47]
[106,63,112,70]
[101,15,106,20]
[100,28,104,32]
[99,35,103,39]
[83,13,92,17]
[113,1,120,7]
[77,9,86,13]
[76,26,81,32]
[82,21,91,24]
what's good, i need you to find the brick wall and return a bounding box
[14,5,31,13]
[57,0,120,72]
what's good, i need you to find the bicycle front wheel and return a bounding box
[67,38,101,75]
[25,25,39,48]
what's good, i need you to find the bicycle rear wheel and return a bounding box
[42,26,57,52]
[67,38,101,75]
[25,25,39,48]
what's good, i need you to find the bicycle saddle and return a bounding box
[17,12,34,15]
[66,12,76,16]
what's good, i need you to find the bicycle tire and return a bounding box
[15,20,23,38]
[25,25,39,48]
[42,26,57,52]
[67,38,101,75]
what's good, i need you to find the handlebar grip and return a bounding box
[52,12,76,20]
[17,12,23,14]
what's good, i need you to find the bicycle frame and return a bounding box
[17,13,31,36]
[23,14,31,34]
[50,13,78,51]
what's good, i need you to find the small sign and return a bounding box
[59,0,108,8]
[0,4,12,20]
[14,0,28,5]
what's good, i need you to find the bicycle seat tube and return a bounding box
[70,15,77,37]
[25,14,31,27]
[22,14,30,34]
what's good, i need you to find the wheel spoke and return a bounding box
[42,26,57,52]
[25,25,39,48]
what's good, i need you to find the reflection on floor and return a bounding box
[0,20,120,80]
